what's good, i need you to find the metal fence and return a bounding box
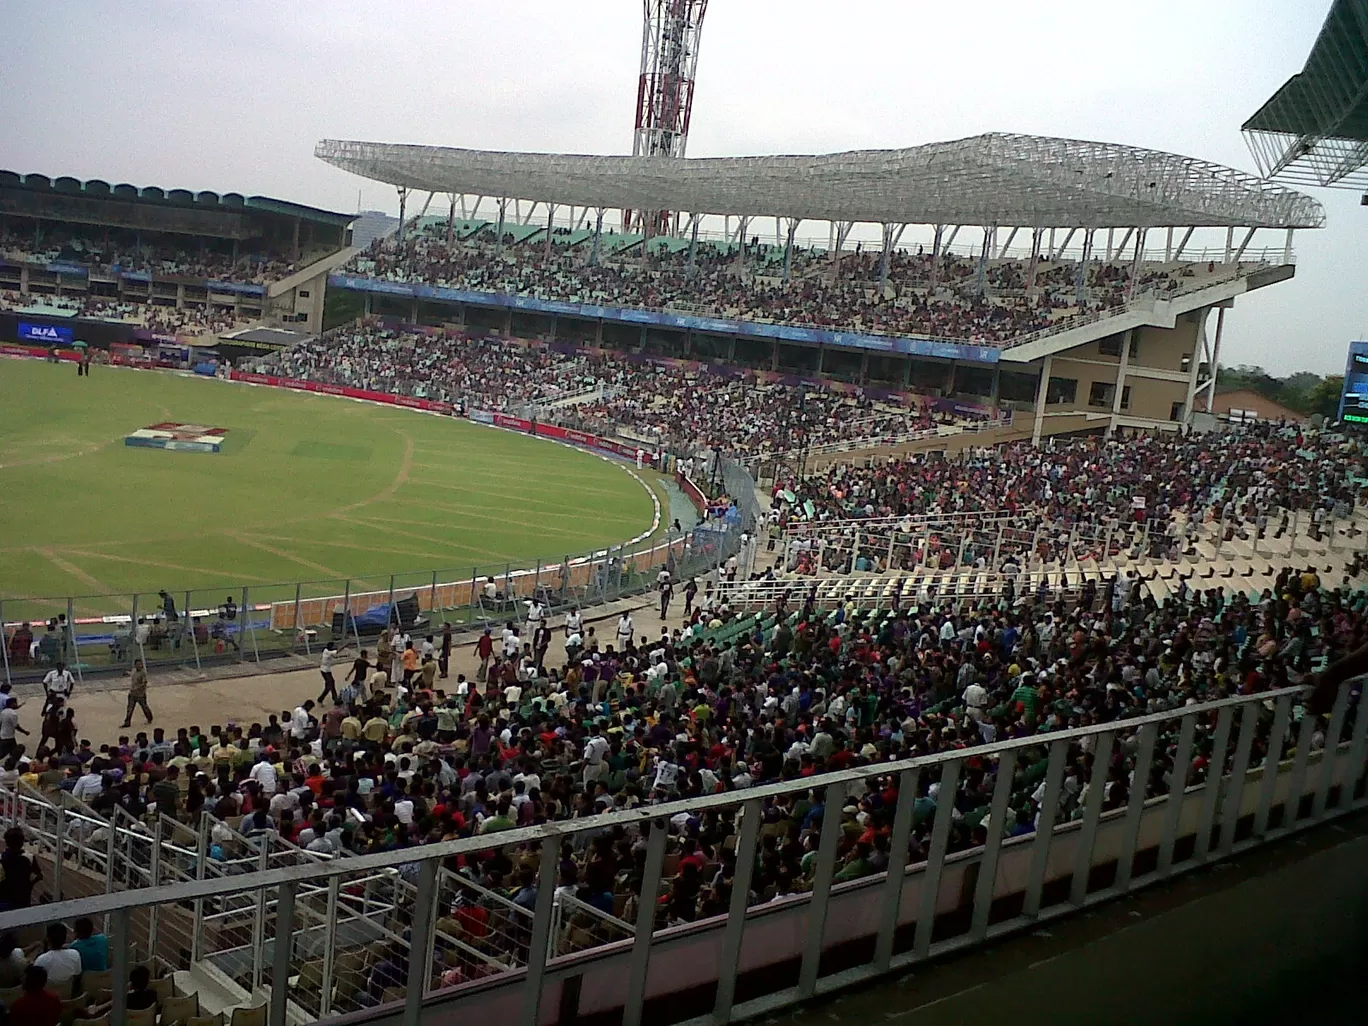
[0,522,749,685]
[0,677,1363,1026]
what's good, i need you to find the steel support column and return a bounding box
[782,217,800,283]
[591,208,605,267]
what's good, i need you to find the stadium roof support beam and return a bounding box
[1172,226,1195,261]
[396,186,408,246]
[1026,226,1042,294]
[1111,227,1134,264]
[591,207,606,267]
[1231,226,1258,263]
[316,133,1325,230]
[878,222,906,294]
[976,225,995,294]
[782,217,801,282]
[1050,226,1077,259]
[1075,229,1095,305]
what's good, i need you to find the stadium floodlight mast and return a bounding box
[627,0,709,235]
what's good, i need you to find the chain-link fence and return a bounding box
[0,525,723,685]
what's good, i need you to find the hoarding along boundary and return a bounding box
[225,370,676,633]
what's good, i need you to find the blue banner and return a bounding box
[46,262,89,277]
[329,274,1002,364]
[18,322,75,345]
[206,280,266,296]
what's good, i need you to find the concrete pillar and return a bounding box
[1108,328,1133,436]
[1031,355,1053,446]
[1206,307,1227,412]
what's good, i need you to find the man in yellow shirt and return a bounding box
[341,713,363,742]
[362,712,389,746]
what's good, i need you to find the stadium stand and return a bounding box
[0,170,357,335]
[342,225,1222,347]
[3,532,1367,1019]
[250,324,985,458]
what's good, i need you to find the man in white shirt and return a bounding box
[33,924,83,986]
[564,607,583,637]
[962,680,989,720]
[42,663,75,713]
[249,753,279,794]
[72,767,104,802]
[501,622,520,658]
[526,600,546,631]
[616,613,634,649]
[0,697,28,757]
[582,732,609,785]
[318,645,339,703]
[291,701,315,741]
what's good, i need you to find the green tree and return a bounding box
[1307,375,1345,421]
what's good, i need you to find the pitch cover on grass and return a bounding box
[124,422,228,453]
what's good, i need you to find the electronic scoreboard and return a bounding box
[1337,341,1368,425]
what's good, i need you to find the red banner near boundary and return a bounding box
[230,373,660,464]
[228,371,456,415]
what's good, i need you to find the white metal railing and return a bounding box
[0,678,1361,1026]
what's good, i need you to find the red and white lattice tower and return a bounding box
[629,0,708,233]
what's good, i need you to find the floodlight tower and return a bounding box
[629,0,709,233]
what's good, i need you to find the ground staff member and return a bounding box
[120,659,153,728]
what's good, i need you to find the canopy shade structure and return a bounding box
[316,133,1323,230]
[1242,0,1368,190]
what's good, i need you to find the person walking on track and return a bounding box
[120,659,153,728]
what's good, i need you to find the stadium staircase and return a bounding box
[1,785,431,1024]
[755,504,1368,619]
[266,247,362,300]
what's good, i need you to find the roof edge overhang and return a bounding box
[316,132,1325,230]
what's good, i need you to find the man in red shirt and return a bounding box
[474,629,494,682]
[8,965,62,1026]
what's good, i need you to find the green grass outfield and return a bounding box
[0,359,658,617]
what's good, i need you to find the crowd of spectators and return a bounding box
[255,327,966,457]
[0,291,242,335]
[344,225,1207,345]
[6,552,1361,998]
[782,424,1366,529]
[0,223,307,284]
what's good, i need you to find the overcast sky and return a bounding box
[1,0,1363,375]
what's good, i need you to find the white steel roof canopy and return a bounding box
[316,133,1324,230]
